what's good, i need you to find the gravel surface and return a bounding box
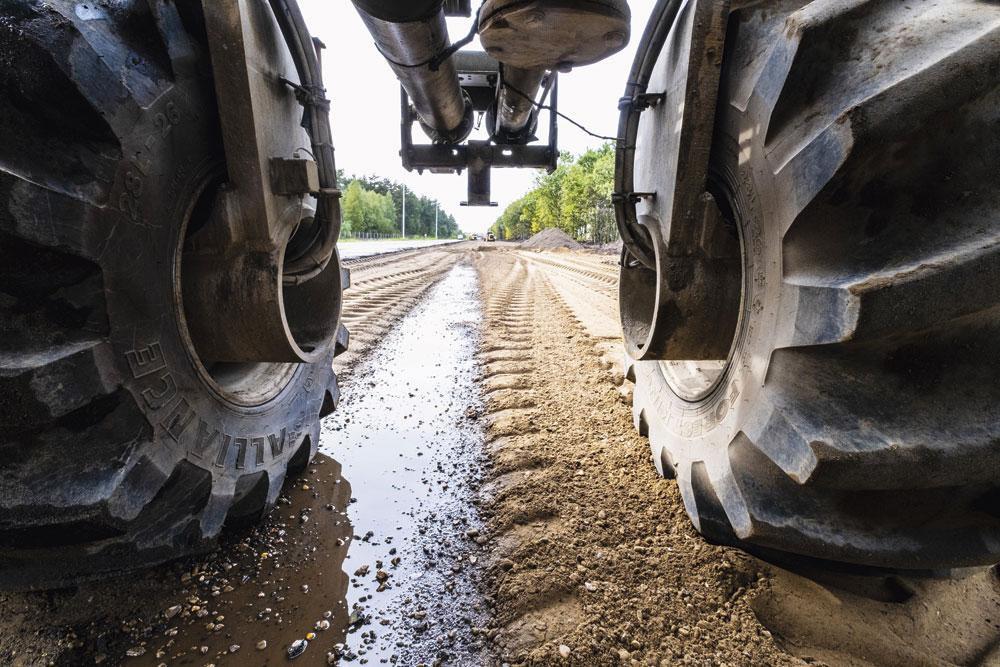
[471,249,791,666]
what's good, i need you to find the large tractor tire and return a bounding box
[0,1,340,589]
[623,0,1000,569]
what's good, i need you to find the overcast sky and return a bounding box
[297,1,655,234]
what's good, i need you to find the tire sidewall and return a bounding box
[102,77,332,485]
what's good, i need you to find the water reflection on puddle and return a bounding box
[320,264,492,664]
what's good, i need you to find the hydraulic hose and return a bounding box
[614,0,685,271]
[267,0,342,285]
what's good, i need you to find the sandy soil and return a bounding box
[470,248,790,666]
[470,246,1000,667]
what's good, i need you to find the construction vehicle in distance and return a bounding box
[1,0,998,588]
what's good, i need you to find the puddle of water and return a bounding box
[320,263,492,665]
[126,457,354,667]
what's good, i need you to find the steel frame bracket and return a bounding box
[617,0,734,361]
[183,0,337,363]
[400,54,560,207]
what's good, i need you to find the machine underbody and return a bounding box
[351,0,633,207]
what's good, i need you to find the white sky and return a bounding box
[298,1,655,234]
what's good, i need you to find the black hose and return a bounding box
[268,0,342,285]
[614,0,685,271]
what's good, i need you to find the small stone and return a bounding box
[323,610,332,619]
[164,605,182,619]
[256,640,268,650]
[584,581,598,592]
[229,645,240,654]
[306,632,317,641]
[618,648,631,662]
[301,584,310,593]
[200,646,209,655]
[316,620,331,631]
[125,647,145,658]
[559,645,571,658]
[287,639,308,659]
[375,569,389,583]
[354,565,370,577]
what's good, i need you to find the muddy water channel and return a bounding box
[0,262,489,667]
[320,263,492,664]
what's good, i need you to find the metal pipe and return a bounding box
[353,0,472,143]
[495,65,546,140]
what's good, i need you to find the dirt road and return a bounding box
[4,241,1000,667]
[335,244,470,375]
[469,248,788,666]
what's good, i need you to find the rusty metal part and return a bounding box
[616,0,733,361]
[187,0,342,363]
[353,1,474,144]
[478,0,631,70]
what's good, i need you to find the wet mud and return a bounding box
[0,457,354,666]
[319,263,493,665]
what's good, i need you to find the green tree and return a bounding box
[349,174,461,238]
[341,180,397,235]
[491,145,617,243]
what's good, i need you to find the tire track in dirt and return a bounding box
[471,248,790,666]
[516,250,631,403]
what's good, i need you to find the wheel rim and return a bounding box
[659,174,745,403]
[175,165,298,408]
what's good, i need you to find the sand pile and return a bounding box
[520,227,582,251]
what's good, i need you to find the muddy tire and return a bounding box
[624,0,1000,569]
[0,1,339,589]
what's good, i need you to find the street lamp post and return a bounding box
[401,184,406,238]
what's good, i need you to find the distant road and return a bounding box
[338,239,459,259]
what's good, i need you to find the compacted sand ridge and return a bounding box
[470,248,791,666]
